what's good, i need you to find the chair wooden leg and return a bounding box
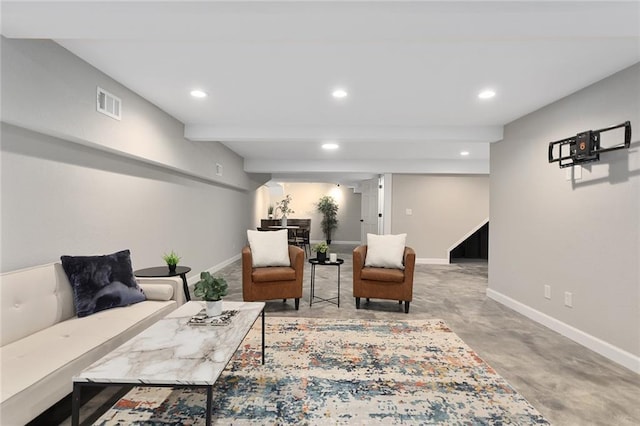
[366,298,370,303]
[399,300,403,304]
[283,299,286,303]
[404,301,410,313]
[295,298,300,310]
[355,297,361,309]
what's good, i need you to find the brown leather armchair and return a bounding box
[352,245,416,313]
[242,245,304,309]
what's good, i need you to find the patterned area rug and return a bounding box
[95,318,548,425]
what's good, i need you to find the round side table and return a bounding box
[134,266,192,302]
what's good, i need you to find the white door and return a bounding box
[360,178,379,243]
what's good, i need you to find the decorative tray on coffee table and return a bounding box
[187,309,238,327]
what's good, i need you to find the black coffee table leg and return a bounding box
[206,386,212,426]
[72,383,80,426]
[261,308,266,364]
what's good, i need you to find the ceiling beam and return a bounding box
[184,125,503,143]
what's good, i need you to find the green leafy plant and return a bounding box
[267,205,275,217]
[162,250,181,266]
[313,241,329,253]
[275,194,295,217]
[317,195,339,243]
[193,272,228,301]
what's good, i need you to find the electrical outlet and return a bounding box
[565,166,583,181]
[544,285,551,299]
[564,291,573,308]
[405,208,413,216]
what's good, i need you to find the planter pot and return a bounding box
[206,300,223,317]
[168,264,177,273]
[317,251,327,262]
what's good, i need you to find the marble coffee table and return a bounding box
[71,300,265,426]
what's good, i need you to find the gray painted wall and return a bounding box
[1,38,266,281]
[391,174,490,260]
[489,63,639,358]
[1,37,266,191]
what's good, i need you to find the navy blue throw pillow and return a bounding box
[61,249,146,317]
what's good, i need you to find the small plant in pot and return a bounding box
[162,250,181,273]
[194,272,228,317]
[313,241,329,262]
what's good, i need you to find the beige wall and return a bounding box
[489,63,639,366]
[253,182,362,243]
[391,174,490,260]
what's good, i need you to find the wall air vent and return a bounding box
[96,87,121,120]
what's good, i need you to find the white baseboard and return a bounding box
[416,257,449,265]
[487,288,640,374]
[186,253,242,285]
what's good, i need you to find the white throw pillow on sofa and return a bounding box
[247,229,291,267]
[365,233,407,269]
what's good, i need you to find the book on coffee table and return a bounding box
[187,309,238,326]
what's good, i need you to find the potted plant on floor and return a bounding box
[194,272,228,317]
[317,195,339,244]
[162,250,181,273]
[313,241,329,262]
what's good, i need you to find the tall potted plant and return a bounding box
[317,195,339,244]
[275,194,295,227]
[194,272,228,317]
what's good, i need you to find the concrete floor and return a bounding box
[219,244,640,425]
[66,243,640,425]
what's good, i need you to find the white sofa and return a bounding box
[0,262,185,425]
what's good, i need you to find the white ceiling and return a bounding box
[3,1,639,185]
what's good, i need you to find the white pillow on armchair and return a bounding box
[365,233,407,269]
[247,229,291,267]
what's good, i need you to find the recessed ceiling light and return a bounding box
[332,89,348,99]
[460,151,470,156]
[322,143,339,150]
[190,89,207,98]
[478,89,495,99]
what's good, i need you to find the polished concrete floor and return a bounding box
[220,244,640,425]
[65,244,639,425]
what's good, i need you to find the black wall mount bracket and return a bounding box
[548,121,631,168]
